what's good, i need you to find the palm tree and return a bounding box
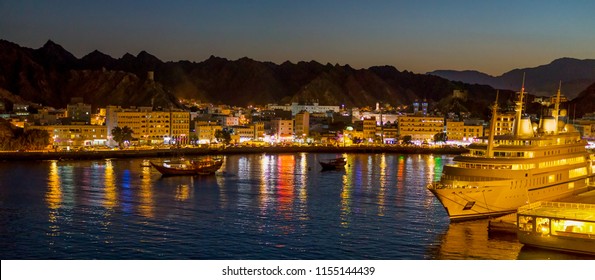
[111,126,134,148]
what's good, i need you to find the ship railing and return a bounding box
[518,201,595,213]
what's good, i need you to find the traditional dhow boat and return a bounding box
[428,79,593,221]
[151,157,224,176]
[320,157,347,171]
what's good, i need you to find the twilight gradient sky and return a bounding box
[1,0,594,75]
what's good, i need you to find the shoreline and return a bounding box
[0,145,468,161]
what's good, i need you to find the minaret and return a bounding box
[553,81,562,135]
[514,74,526,137]
[487,91,499,157]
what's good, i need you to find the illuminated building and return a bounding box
[194,121,222,145]
[397,115,444,142]
[493,112,515,136]
[267,102,340,116]
[363,117,377,141]
[270,118,293,142]
[28,124,108,149]
[294,111,310,139]
[105,106,190,146]
[229,122,265,143]
[446,120,483,141]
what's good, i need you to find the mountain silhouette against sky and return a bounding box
[1,39,594,118]
[428,58,595,100]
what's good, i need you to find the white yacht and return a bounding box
[428,80,594,221]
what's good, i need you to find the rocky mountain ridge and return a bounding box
[428,58,595,100]
[1,39,593,118]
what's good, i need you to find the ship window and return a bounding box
[518,215,533,232]
[548,175,555,183]
[536,218,550,235]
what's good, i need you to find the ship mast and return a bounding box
[553,81,562,135]
[487,91,499,157]
[514,73,526,137]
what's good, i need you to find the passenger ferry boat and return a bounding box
[517,201,595,255]
[428,80,594,221]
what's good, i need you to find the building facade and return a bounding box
[397,115,444,142]
[105,106,190,146]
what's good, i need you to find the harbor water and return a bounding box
[0,153,591,259]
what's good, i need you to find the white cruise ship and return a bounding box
[428,80,594,221]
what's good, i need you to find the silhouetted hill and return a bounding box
[0,39,179,110]
[429,58,595,99]
[1,39,593,119]
[569,82,595,118]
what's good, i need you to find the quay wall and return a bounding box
[0,146,468,161]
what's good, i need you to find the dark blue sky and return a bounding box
[1,0,594,75]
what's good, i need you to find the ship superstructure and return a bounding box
[428,79,593,221]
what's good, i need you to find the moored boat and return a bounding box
[319,157,347,171]
[150,157,224,176]
[516,201,595,255]
[428,79,593,221]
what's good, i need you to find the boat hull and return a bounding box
[319,158,347,171]
[428,184,527,221]
[150,159,223,176]
[429,178,591,221]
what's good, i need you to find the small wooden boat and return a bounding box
[150,157,224,176]
[319,157,347,171]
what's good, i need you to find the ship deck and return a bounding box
[518,201,595,221]
[487,189,595,234]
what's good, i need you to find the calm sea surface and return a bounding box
[0,153,589,260]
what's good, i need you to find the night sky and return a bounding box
[1,0,594,75]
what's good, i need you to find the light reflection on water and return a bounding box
[1,153,590,260]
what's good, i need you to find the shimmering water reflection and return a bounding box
[0,153,589,259]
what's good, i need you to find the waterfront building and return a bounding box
[353,111,399,126]
[270,118,293,142]
[363,117,377,141]
[194,121,222,145]
[397,115,444,142]
[294,110,310,140]
[28,124,108,149]
[105,106,190,146]
[379,124,399,144]
[446,120,483,141]
[229,122,265,143]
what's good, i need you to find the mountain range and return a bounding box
[428,58,595,100]
[1,39,594,119]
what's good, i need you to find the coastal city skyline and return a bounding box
[2,0,595,75]
[2,1,594,277]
